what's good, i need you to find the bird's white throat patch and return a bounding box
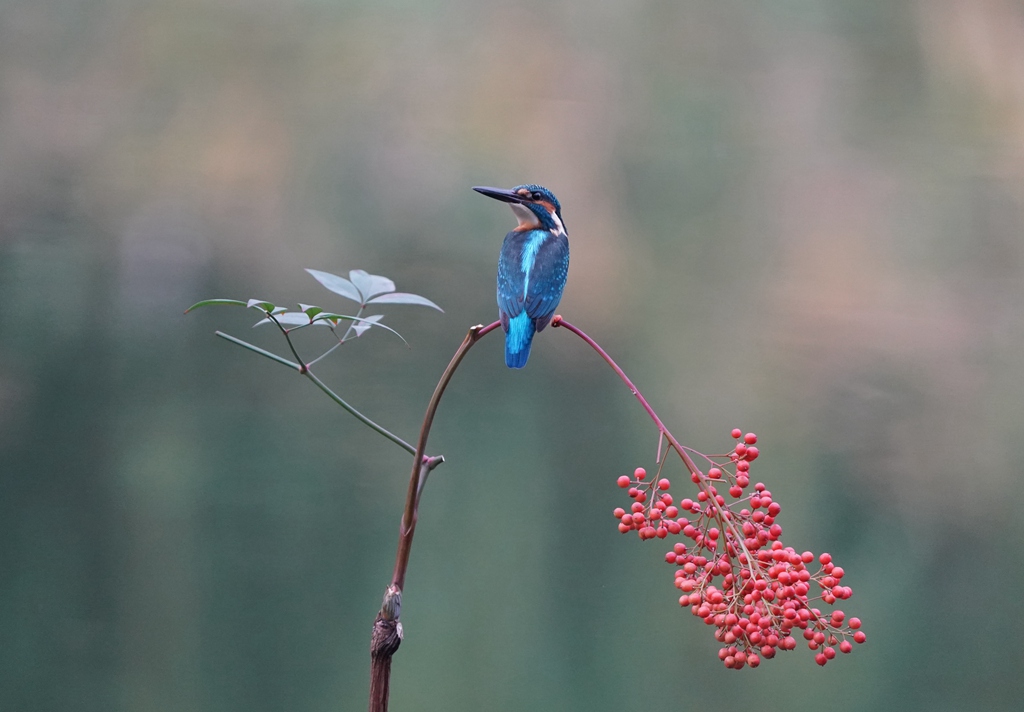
[509,202,566,237]
[510,203,541,230]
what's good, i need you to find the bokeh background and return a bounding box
[2,1,1023,710]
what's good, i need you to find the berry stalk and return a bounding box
[552,316,864,669]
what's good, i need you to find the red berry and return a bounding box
[744,432,757,444]
[613,507,625,519]
[745,447,759,461]
[617,475,630,488]
[634,467,646,480]
[853,631,866,644]
[731,428,742,439]
[849,617,861,629]
[658,478,671,490]
[729,486,743,498]
[815,653,827,666]
[708,468,722,479]
[618,523,630,533]
[735,444,748,457]
[819,553,831,565]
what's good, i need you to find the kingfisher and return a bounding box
[473,184,569,369]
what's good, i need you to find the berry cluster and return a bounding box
[614,429,864,668]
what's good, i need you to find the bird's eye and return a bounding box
[531,192,542,201]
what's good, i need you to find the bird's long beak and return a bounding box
[472,186,524,204]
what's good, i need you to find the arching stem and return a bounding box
[369,320,500,712]
[550,316,757,579]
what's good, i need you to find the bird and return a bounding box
[473,184,569,369]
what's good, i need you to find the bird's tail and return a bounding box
[505,311,536,369]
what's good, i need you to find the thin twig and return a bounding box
[303,370,416,455]
[215,331,301,370]
[308,305,364,368]
[268,313,307,369]
[215,329,415,456]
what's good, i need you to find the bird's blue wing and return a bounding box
[497,231,528,325]
[525,234,569,330]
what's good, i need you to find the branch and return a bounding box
[369,320,500,712]
[391,321,500,590]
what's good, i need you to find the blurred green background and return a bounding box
[2,1,1023,710]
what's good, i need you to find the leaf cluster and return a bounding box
[186,268,442,346]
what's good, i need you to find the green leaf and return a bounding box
[184,298,247,313]
[306,269,362,303]
[247,299,277,312]
[349,270,396,301]
[299,303,323,318]
[365,292,443,312]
